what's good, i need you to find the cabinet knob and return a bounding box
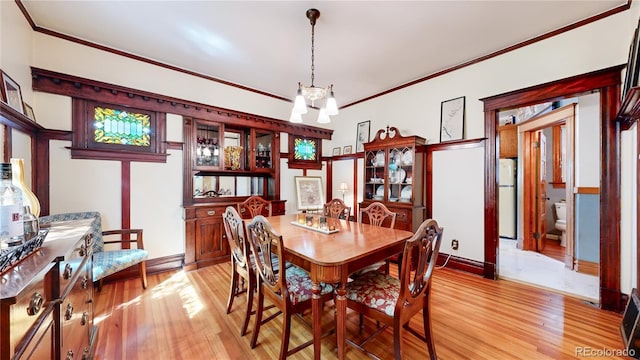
[79,243,87,256]
[207,210,216,215]
[81,312,89,326]
[63,263,73,279]
[81,276,88,289]
[65,303,74,320]
[26,292,44,316]
[66,350,74,360]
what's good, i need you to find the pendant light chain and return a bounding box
[310,18,315,87]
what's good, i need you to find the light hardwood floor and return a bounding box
[93,262,626,359]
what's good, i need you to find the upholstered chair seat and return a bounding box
[39,211,148,290]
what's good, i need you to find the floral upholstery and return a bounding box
[39,211,147,286]
[285,264,333,305]
[345,271,400,317]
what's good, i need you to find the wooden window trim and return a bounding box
[70,99,168,163]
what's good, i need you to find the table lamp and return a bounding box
[339,182,348,201]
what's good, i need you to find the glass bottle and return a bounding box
[0,163,23,247]
[22,205,39,241]
[11,158,40,217]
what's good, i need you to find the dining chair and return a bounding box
[344,218,443,360]
[237,195,272,219]
[358,201,397,228]
[39,211,148,291]
[355,202,398,275]
[246,215,334,360]
[323,198,351,220]
[222,206,255,336]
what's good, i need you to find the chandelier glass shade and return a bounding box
[290,8,338,123]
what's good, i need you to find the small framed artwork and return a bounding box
[343,145,352,155]
[440,96,465,142]
[294,176,325,211]
[355,120,371,152]
[23,102,36,122]
[332,147,341,156]
[0,70,25,114]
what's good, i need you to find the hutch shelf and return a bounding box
[182,117,285,270]
[360,126,426,232]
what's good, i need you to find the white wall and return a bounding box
[621,124,638,294]
[1,1,637,291]
[575,93,601,187]
[431,146,485,261]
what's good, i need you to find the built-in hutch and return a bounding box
[182,117,287,270]
[360,127,426,232]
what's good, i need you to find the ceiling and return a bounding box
[20,1,627,108]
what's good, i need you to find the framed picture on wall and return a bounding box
[440,96,465,142]
[294,176,325,211]
[343,145,352,155]
[0,70,25,114]
[332,147,341,156]
[356,120,371,153]
[23,102,36,122]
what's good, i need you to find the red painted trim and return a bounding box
[122,161,130,237]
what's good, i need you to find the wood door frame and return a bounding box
[519,105,575,269]
[481,65,623,312]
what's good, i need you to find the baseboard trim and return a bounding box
[576,259,599,276]
[438,253,485,276]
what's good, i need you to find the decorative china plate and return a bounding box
[401,185,412,199]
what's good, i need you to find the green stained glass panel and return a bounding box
[294,138,317,160]
[94,107,151,146]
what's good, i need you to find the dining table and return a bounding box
[258,214,414,360]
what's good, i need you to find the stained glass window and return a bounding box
[294,138,317,161]
[94,107,151,146]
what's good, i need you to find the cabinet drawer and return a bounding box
[195,206,226,218]
[3,268,52,359]
[61,263,92,360]
[393,208,411,225]
[19,307,55,360]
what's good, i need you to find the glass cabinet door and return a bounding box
[254,130,273,171]
[365,150,385,201]
[389,146,414,203]
[194,121,220,168]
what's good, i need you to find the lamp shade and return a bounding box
[317,108,330,123]
[289,110,303,123]
[339,182,348,191]
[325,88,338,116]
[293,91,308,115]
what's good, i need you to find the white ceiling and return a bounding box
[20,0,627,108]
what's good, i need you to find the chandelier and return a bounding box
[289,8,338,124]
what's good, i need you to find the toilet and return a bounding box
[554,202,567,247]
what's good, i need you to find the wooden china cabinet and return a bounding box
[182,117,286,270]
[360,126,426,232]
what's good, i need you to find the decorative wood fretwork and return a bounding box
[31,67,333,140]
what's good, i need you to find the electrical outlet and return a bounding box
[451,239,459,250]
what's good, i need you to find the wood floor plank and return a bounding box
[93,262,626,359]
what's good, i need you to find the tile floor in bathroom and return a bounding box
[498,237,599,303]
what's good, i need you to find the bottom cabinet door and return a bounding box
[195,216,227,262]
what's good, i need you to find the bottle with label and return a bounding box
[0,163,23,247]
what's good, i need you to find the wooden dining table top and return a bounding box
[261,214,414,267]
